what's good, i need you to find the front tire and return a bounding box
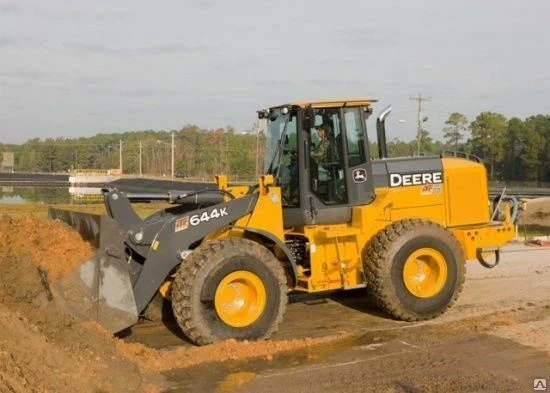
[171,238,288,345]
[364,219,466,321]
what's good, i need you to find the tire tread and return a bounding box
[171,238,288,345]
[364,219,466,321]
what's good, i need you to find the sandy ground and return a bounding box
[0,197,549,392]
[127,245,550,392]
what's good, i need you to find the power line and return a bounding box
[424,109,454,115]
[410,93,432,156]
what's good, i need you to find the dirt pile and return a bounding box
[0,214,344,392]
[0,214,158,393]
[0,306,158,393]
[517,197,550,228]
[0,214,93,281]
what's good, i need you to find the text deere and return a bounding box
[390,172,443,187]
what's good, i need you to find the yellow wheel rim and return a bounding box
[403,248,448,298]
[214,270,267,328]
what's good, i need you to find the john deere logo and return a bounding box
[352,168,367,183]
[534,378,547,391]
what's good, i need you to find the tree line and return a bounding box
[1,111,549,182]
[0,125,265,182]
[377,111,550,183]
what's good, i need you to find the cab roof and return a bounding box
[274,98,377,109]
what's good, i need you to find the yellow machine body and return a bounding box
[214,156,514,294]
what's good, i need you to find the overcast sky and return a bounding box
[1,0,549,144]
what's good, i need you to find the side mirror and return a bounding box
[363,106,374,119]
[302,107,314,131]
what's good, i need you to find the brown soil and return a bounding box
[517,197,550,227]
[233,305,550,393]
[0,214,157,393]
[0,213,342,392]
[0,214,93,280]
[116,335,342,373]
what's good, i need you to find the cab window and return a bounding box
[309,108,347,205]
[344,107,367,167]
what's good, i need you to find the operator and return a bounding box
[311,124,333,163]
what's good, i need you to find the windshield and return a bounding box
[264,109,299,207]
[263,109,297,173]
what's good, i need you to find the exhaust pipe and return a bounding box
[376,105,392,159]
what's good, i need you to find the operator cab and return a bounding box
[260,99,382,227]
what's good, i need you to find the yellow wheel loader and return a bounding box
[48,98,518,345]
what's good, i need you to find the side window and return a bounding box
[309,108,347,205]
[344,108,367,167]
[277,115,299,207]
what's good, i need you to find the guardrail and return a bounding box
[490,188,550,198]
[1,173,549,198]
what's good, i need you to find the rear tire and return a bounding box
[171,238,288,345]
[364,219,466,321]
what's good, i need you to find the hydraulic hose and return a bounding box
[492,195,520,224]
[507,195,519,224]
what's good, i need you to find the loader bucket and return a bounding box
[47,208,103,248]
[48,208,138,333]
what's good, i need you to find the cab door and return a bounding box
[281,106,375,227]
[341,106,375,206]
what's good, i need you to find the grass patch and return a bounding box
[516,224,550,239]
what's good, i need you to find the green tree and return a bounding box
[521,116,548,181]
[505,118,524,180]
[417,129,433,155]
[442,112,468,153]
[387,137,413,157]
[523,115,550,182]
[470,112,507,180]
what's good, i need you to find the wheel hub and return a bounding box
[214,270,266,327]
[403,248,448,298]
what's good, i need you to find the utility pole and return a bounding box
[171,132,175,180]
[410,93,431,156]
[119,139,123,174]
[139,141,142,177]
